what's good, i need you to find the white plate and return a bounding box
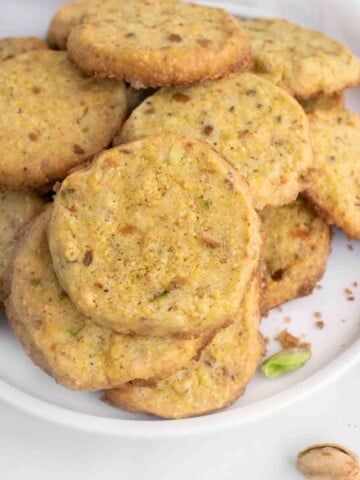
[0,1,359,438]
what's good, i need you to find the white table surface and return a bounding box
[0,365,359,480]
[0,1,359,478]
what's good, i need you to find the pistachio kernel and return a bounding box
[261,347,311,378]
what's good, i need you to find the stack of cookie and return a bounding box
[1,0,360,419]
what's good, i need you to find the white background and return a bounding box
[0,1,359,478]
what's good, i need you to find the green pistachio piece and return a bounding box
[168,144,184,166]
[261,347,311,378]
[68,323,85,336]
[153,290,169,301]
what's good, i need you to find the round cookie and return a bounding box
[47,0,95,50]
[0,189,44,304]
[67,0,251,88]
[116,72,313,210]
[298,92,344,114]
[5,208,211,391]
[304,109,360,239]
[0,36,47,61]
[0,50,127,190]
[240,18,360,98]
[259,197,331,314]
[49,134,261,338]
[103,279,263,419]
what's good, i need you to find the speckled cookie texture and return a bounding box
[0,36,47,61]
[67,0,251,88]
[103,279,263,419]
[5,208,211,391]
[0,50,127,190]
[260,197,331,314]
[0,189,44,304]
[116,72,313,210]
[304,109,360,239]
[240,18,360,98]
[49,134,261,338]
[298,92,344,113]
[47,0,95,50]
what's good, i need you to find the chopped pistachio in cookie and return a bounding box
[0,189,45,304]
[67,0,251,87]
[5,208,210,391]
[260,197,331,314]
[103,279,264,419]
[304,109,360,239]
[240,18,360,97]
[49,134,261,338]
[0,50,127,190]
[0,36,47,61]
[117,72,312,210]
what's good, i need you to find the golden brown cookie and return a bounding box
[116,72,313,210]
[5,208,211,391]
[49,134,261,338]
[103,279,263,419]
[298,92,344,113]
[260,197,331,314]
[0,189,44,303]
[0,50,127,190]
[0,36,47,61]
[67,0,251,88]
[304,109,360,239]
[240,18,360,97]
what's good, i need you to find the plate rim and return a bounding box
[0,339,359,438]
[0,1,359,438]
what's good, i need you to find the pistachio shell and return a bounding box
[261,347,311,378]
[297,443,360,480]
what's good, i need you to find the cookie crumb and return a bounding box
[315,320,324,330]
[313,311,322,319]
[283,316,291,324]
[276,329,311,349]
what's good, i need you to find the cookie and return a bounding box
[5,208,211,391]
[67,0,251,88]
[304,109,360,239]
[260,197,331,314]
[116,72,312,210]
[240,18,360,98]
[0,50,127,190]
[298,92,344,113]
[0,189,44,304]
[103,279,263,419]
[49,134,261,338]
[0,36,47,61]
[47,0,94,50]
